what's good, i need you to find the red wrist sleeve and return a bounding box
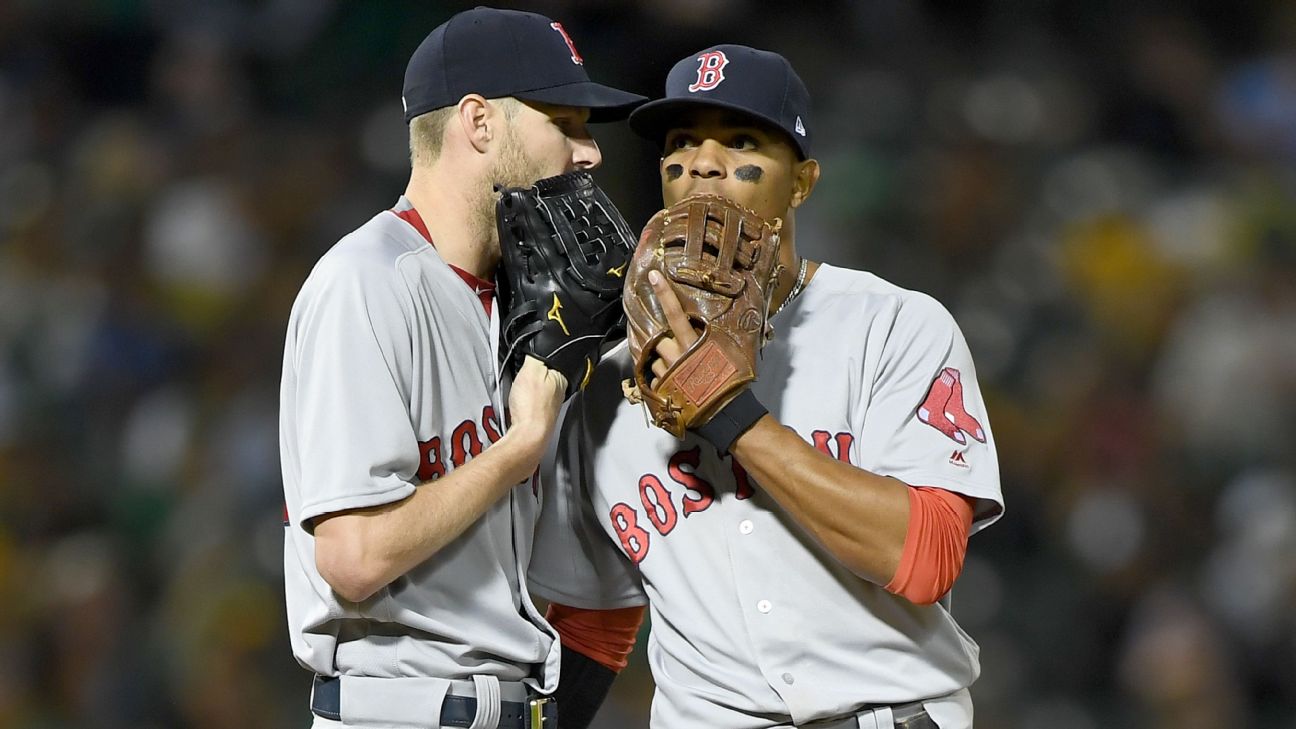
[884,486,976,605]
[545,603,645,673]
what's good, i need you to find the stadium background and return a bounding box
[0,0,1293,727]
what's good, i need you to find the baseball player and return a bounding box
[530,45,1005,729]
[278,8,644,728]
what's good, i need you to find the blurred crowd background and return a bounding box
[1,0,1293,727]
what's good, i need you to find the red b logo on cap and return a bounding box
[550,22,583,65]
[688,51,729,92]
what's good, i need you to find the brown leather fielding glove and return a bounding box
[622,193,783,438]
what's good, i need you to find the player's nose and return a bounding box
[689,139,725,179]
[571,137,602,170]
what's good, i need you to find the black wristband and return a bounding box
[693,389,768,455]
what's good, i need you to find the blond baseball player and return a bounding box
[530,45,1005,729]
[278,8,644,728]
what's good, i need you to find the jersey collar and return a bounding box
[390,201,495,315]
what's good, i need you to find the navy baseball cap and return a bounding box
[629,45,813,158]
[402,7,646,123]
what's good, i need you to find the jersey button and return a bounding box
[738,520,754,535]
[757,599,772,614]
[781,672,795,685]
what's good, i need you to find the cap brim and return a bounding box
[515,81,647,123]
[628,97,810,158]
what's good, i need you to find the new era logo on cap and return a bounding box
[795,116,806,136]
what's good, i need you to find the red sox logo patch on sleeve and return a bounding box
[917,367,985,445]
[689,51,729,92]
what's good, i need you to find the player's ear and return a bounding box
[457,94,493,153]
[789,158,820,209]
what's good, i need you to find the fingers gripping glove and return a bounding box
[495,172,636,397]
[622,193,783,443]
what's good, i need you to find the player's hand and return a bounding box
[647,270,701,388]
[507,355,568,444]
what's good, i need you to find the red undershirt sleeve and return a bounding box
[884,486,976,605]
[545,603,646,672]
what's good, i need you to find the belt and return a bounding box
[802,700,934,729]
[311,675,558,728]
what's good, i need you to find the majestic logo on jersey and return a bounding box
[609,430,854,563]
[949,450,968,468]
[547,294,571,336]
[917,367,985,445]
[549,22,584,65]
[688,51,729,92]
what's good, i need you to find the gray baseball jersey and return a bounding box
[529,264,1004,728]
[281,196,559,692]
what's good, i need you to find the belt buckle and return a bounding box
[894,704,936,729]
[527,696,552,727]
